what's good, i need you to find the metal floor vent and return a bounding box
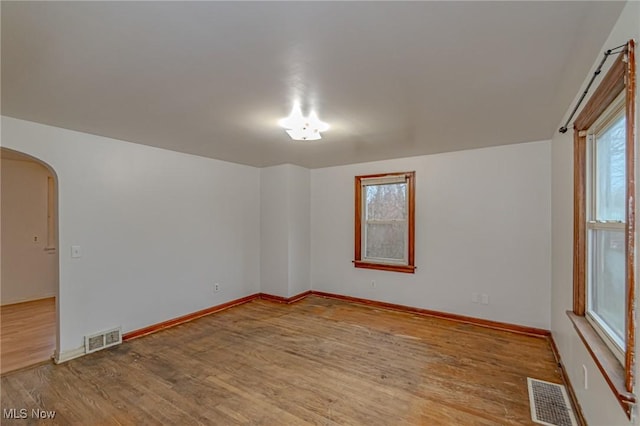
[85,327,122,354]
[527,378,577,426]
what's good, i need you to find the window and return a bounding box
[570,39,635,416]
[586,94,626,363]
[354,172,415,273]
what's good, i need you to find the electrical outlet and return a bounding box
[214,283,220,292]
[481,294,489,305]
[371,280,376,289]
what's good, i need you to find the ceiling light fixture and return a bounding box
[278,102,329,141]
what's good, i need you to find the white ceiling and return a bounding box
[1,1,625,168]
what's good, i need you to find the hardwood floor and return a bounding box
[0,296,561,425]
[1,297,56,374]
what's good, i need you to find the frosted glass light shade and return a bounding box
[279,103,329,141]
[308,111,329,132]
[278,102,304,129]
[286,128,322,141]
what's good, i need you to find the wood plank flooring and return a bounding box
[0,296,562,425]
[1,298,56,374]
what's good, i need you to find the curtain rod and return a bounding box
[558,43,627,134]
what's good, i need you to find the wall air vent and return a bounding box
[84,327,122,354]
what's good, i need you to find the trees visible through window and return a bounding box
[586,94,626,362]
[354,172,415,273]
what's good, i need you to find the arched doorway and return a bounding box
[1,147,59,373]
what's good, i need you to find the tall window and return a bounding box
[354,172,415,273]
[571,39,635,416]
[586,94,626,363]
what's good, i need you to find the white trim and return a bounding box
[361,177,409,265]
[585,226,626,365]
[362,256,407,265]
[586,311,625,364]
[592,93,625,135]
[360,175,407,186]
[364,219,406,225]
[54,346,86,364]
[587,221,625,230]
[585,92,628,366]
[46,175,55,248]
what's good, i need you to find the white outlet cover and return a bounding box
[481,294,489,305]
[71,245,82,258]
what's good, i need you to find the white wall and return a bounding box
[260,165,290,297]
[1,116,261,356]
[1,158,57,305]
[311,140,552,329]
[287,165,311,297]
[260,164,310,298]
[550,2,640,425]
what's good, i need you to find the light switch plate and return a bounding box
[71,245,82,258]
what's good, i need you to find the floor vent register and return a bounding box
[527,378,577,426]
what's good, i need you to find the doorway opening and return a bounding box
[1,147,59,374]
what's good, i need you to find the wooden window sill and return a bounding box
[567,311,635,414]
[353,260,416,274]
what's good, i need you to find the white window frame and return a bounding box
[585,92,626,364]
[361,175,409,266]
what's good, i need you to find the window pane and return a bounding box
[365,222,406,261]
[589,229,625,345]
[365,183,407,220]
[595,115,626,221]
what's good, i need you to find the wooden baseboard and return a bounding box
[123,294,260,341]
[122,289,550,344]
[1,296,56,308]
[258,291,312,304]
[123,292,311,342]
[310,291,550,338]
[548,334,587,426]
